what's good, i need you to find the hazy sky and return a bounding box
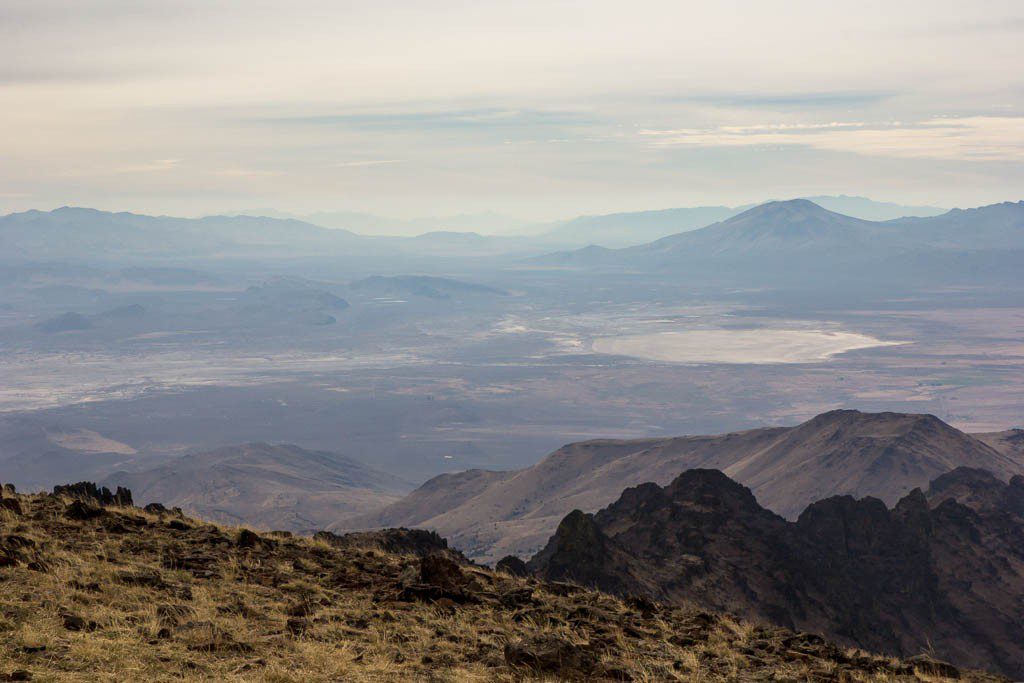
[2,0,1023,227]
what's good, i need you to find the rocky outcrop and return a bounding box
[529,467,1024,678]
[926,467,1024,517]
[53,481,133,507]
[314,527,470,564]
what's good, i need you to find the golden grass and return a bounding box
[0,492,1000,682]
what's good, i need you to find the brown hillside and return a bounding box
[1,482,1001,682]
[351,411,1021,562]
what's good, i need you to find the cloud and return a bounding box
[639,116,1024,161]
[250,108,594,131]
[664,91,895,110]
[331,160,404,168]
[0,63,169,85]
[207,167,281,178]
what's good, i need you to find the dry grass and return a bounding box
[0,491,1004,682]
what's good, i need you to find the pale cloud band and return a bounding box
[639,117,1024,162]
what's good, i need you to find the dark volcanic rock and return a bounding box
[396,554,482,605]
[494,555,528,577]
[529,467,1024,678]
[927,467,1024,518]
[315,528,467,562]
[419,554,469,590]
[64,500,105,521]
[60,611,98,632]
[235,529,262,548]
[54,482,133,507]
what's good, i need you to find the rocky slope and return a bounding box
[528,468,1024,678]
[104,443,410,534]
[973,428,1024,461]
[0,482,1002,682]
[719,410,1021,518]
[351,410,1023,562]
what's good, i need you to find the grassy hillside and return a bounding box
[0,484,1001,682]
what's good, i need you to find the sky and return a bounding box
[1,0,1023,230]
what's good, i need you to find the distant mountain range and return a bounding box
[537,199,1024,287]
[224,195,945,247]
[103,442,411,533]
[348,410,1024,563]
[527,466,1024,678]
[540,195,946,248]
[0,207,364,262]
[1,196,954,267]
[0,206,554,267]
[4,198,1020,294]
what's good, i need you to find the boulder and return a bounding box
[495,555,529,577]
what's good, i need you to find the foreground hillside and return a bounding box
[351,410,1024,562]
[529,468,1024,678]
[0,484,998,682]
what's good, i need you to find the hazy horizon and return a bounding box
[3,1,1023,229]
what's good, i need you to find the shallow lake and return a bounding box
[592,328,905,364]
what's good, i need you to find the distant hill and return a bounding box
[640,199,879,257]
[0,206,548,265]
[0,207,364,262]
[349,410,1024,562]
[719,409,1020,518]
[543,206,738,248]
[535,199,1024,286]
[974,428,1024,461]
[890,200,1024,249]
[240,278,349,325]
[33,311,93,333]
[540,196,946,248]
[0,418,152,490]
[802,194,945,221]
[103,443,410,533]
[528,467,1024,678]
[347,275,505,300]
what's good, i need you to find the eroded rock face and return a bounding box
[53,482,133,507]
[529,467,1024,678]
[926,467,1024,518]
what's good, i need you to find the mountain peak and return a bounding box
[530,467,1024,677]
[664,468,761,510]
[724,197,868,227]
[724,409,1015,520]
[751,197,827,211]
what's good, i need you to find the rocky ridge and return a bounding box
[528,468,1024,678]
